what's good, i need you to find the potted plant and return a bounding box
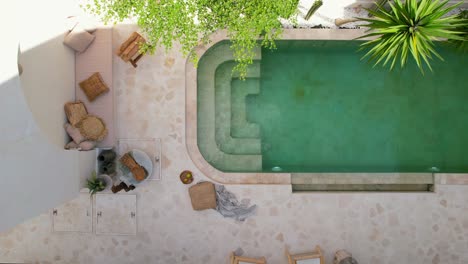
[86,171,111,195]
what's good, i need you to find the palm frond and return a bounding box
[357,0,468,73]
[448,10,468,52]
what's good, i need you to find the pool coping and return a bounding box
[185,29,468,186]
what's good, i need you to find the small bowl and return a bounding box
[179,170,194,184]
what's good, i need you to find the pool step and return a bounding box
[215,60,262,155]
[196,42,262,171]
[292,184,433,192]
[231,78,261,138]
[291,173,434,192]
[198,137,263,172]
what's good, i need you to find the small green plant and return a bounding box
[86,171,106,195]
[357,0,467,73]
[83,0,299,78]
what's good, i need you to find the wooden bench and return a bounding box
[75,26,115,148]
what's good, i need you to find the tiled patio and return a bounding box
[1,24,468,264]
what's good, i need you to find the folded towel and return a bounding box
[214,184,257,221]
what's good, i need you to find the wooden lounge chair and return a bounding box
[230,252,266,264]
[116,32,146,67]
[286,246,324,264]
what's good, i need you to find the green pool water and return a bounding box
[197,40,468,173]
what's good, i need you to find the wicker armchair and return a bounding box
[230,252,266,264]
[286,246,324,264]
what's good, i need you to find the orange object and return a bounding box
[120,153,147,182]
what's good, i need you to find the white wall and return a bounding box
[0,75,79,232]
[19,33,76,147]
[0,0,93,232]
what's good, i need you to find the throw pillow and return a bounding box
[63,25,95,53]
[64,123,85,144]
[79,141,97,151]
[79,72,110,102]
[64,101,88,126]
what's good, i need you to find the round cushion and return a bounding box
[77,115,107,141]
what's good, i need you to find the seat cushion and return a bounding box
[79,72,110,102]
[189,182,217,211]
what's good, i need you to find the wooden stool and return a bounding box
[117,32,146,67]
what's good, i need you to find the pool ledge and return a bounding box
[435,174,468,185]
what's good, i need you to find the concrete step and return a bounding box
[215,60,261,155]
[291,173,434,185]
[231,78,261,138]
[199,137,263,172]
[197,42,262,171]
[291,173,434,192]
[292,184,433,192]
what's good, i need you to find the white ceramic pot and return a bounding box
[98,174,113,192]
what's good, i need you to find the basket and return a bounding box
[188,182,217,211]
[76,115,107,141]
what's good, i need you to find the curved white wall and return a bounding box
[0,74,79,232]
[0,0,91,232]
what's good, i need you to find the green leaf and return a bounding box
[357,0,466,73]
[83,0,300,78]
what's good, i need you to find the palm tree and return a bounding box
[449,10,468,51]
[358,0,467,73]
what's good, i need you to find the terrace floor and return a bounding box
[1,24,468,264]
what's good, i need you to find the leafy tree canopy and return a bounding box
[85,0,299,77]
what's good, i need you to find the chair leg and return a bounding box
[285,248,293,264]
[316,246,324,264]
[230,252,235,264]
[130,53,144,68]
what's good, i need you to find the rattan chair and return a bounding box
[230,252,266,264]
[286,246,324,264]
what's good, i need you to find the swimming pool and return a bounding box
[192,30,468,176]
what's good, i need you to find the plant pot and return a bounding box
[98,149,117,162]
[101,162,116,175]
[98,174,113,192]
